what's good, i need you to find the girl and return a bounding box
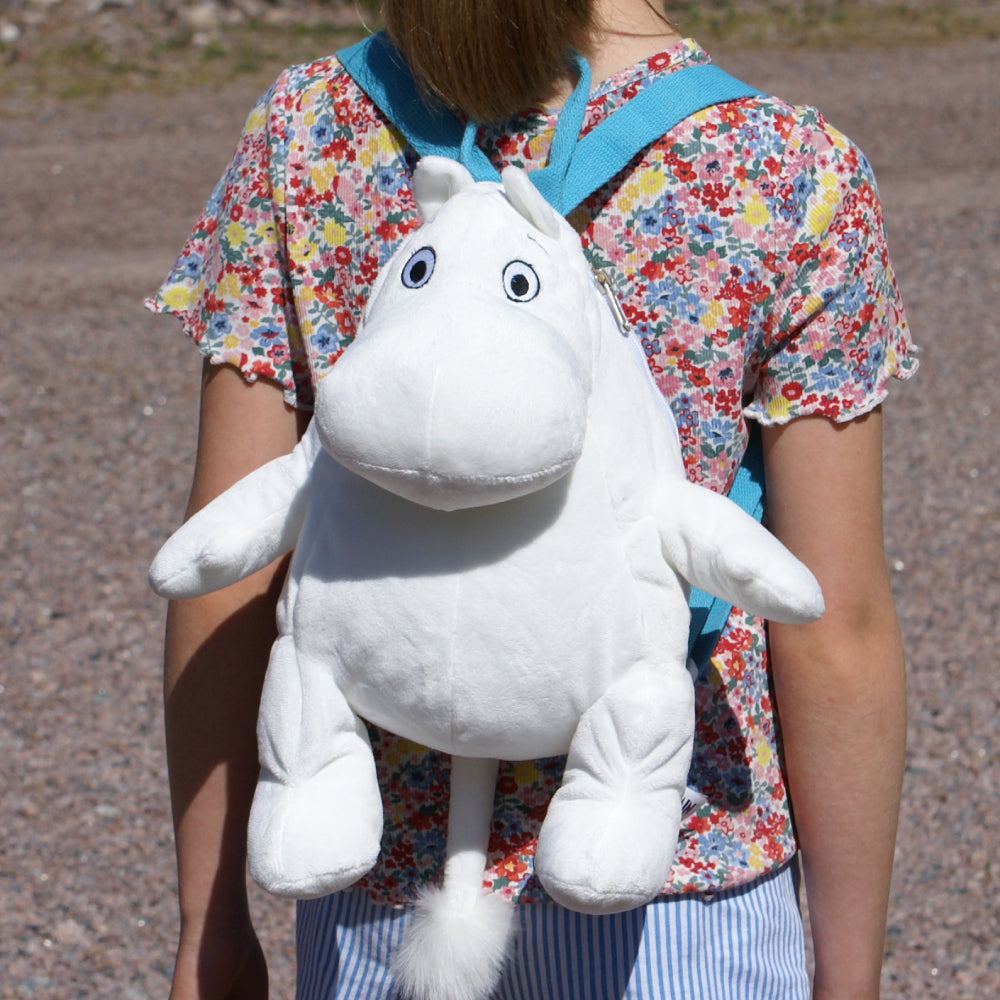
[150,1,914,997]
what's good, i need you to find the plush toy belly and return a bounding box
[288,452,689,760]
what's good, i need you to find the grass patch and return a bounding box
[0,19,370,104]
[669,0,1000,49]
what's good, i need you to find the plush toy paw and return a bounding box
[247,763,383,899]
[534,784,682,914]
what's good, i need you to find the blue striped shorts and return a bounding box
[295,864,808,999]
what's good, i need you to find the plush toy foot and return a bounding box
[391,886,514,1000]
[534,660,693,913]
[534,783,682,914]
[247,758,383,899]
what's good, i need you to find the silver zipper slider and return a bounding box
[592,268,630,337]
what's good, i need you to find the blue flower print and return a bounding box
[310,116,335,147]
[377,165,404,194]
[811,361,849,393]
[314,323,337,351]
[178,251,204,281]
[838,229,861,252]
[253,323,283,342]
[638,208,662,234]
[691,213,725,243]
[209,311,232,337]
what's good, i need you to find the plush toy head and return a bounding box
[315,160,600,510]
[150,156,824,1000]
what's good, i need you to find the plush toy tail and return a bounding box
[391,756,515,1000]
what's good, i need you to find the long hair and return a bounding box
[381,0,595,123]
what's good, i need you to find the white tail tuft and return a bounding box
[391,885,515,1000]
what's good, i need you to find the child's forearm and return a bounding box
[164,574,282,934]
[770,610,906,1000]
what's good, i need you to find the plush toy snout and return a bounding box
[315,302,589,510]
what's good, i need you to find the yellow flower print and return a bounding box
[310,161,336,193]
[806,174,841,235]
[754,741,773,766]
[243,106,266,133]
[803,292,825,316]
[160,284,192,310]
[767,395,792,421]
[324,219,347,246]
[639,168,662,198]
[511,760,541,785]
[226,221,247,247]
[700,300,725,330]
[289,235,314,261]
[218,272,241,299]
[223,333,240,349]
[741,193,770,227]
[749,841,766,869]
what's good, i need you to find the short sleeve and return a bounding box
[745,107,917,425]
[145,71,311,408]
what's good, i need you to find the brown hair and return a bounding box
[382,0,595,124]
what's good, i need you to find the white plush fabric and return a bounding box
[150,158,824,999]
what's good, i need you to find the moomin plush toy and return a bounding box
[151,157,824,1000]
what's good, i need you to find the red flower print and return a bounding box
[673,161,697,183]
[688,814,712,834]
[789,242,817,265]
[782,381,803,401]
[375,218,397,242]
[640,257,666,280]
[495,855,529,883]
[720,104,747,127]
[496,774,518,796]
[687,364,711,388]
[816,395,842,419]
[247,358,276,379]
[267,342,290,364]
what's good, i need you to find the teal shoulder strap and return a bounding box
[337,32,762,214]
[337,31,767,667]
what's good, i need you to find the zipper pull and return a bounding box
[592,268,630,337]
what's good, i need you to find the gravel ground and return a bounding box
[1,29,998,1000]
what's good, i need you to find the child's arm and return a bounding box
[164,363,310,1000]
[763,410,906,1000]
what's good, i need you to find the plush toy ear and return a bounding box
[501,166,563,240]
[412,156,477,220]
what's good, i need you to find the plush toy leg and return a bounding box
[247,633,383,898]
[392,756,515,1000]
[534,659,694,914]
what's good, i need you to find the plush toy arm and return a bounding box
[149,425,320,599]
[659,480,825,625]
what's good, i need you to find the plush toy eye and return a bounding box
[401,247,436,288]
[502,260,540,302]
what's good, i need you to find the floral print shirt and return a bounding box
[149,37,915,902]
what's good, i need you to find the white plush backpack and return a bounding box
[151,35,824,1000]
